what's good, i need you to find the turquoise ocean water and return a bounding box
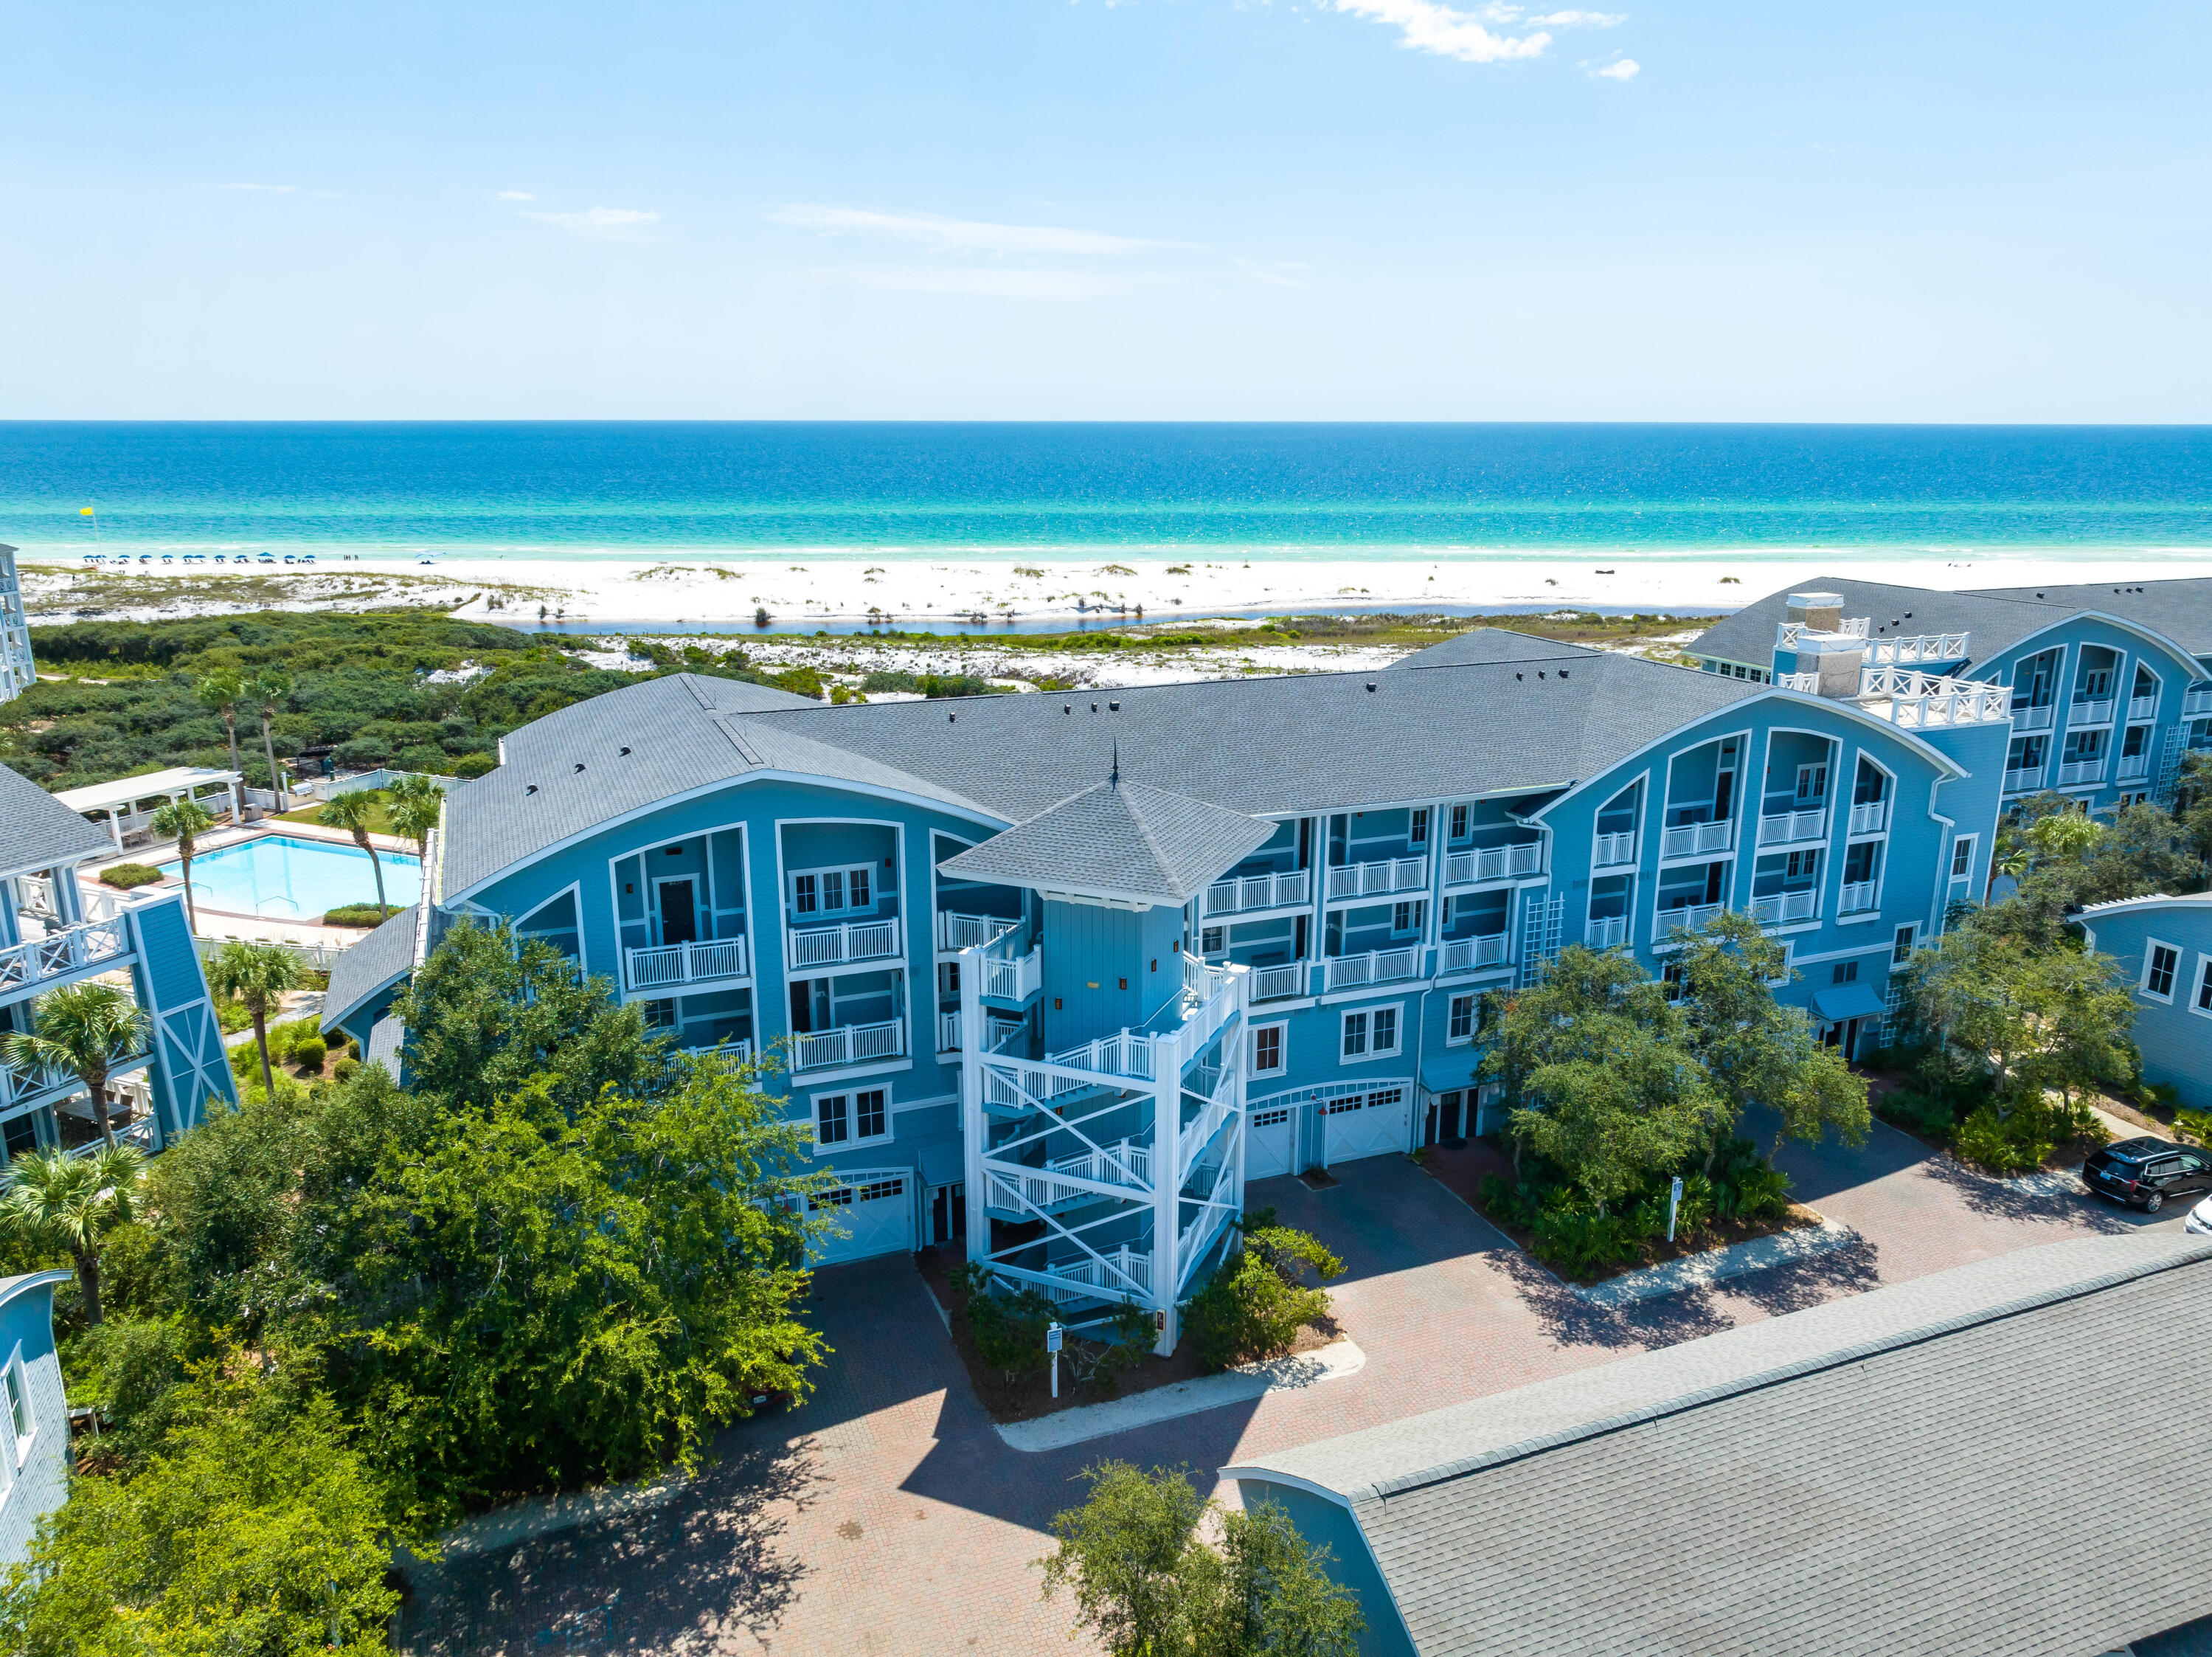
[4,423,2212,563]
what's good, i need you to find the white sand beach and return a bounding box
[19,550,2212,633]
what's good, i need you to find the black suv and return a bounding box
[2081,1138,2212,1214]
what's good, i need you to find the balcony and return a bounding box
[685,1037,756,1069]
[1777,618,1869,647]
[1202,868,1311,918]
[1247,962,1308,1003]
[624,935,749,993]
[938,1010,1024,1053]
[2118,751,2153,782]
[1440,932,1511,973]
[2012,703,2057,732]
[2185,686,2212,717]
[2129,694,2159,722]
[1661,819,1734,860]
[1865,632,1970,667]
[1758,807,1829,848]
[1858,668,2011,730]
[791,1017,905,1073]
[1443,842,1543,888]
[787,919,900,972]
[0,916,133,996]
[1848,799,1890,837]
[2056,758,2107,787]
[1750,889,1819,927]
[0,1047,150,1115]
[980,947,1043,1004]
[1776,671,1820,693]
[1838,880,1879,916]
[1656,901,1725,938]
[1324,947,1422,992]
[2070,697,2116,727]
[2002,766,2045,795]
[937,910,1019,952]
[1590,831,1637,871]
[1584,914,1629,949]
[1327,856,1429,902]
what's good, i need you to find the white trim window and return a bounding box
[1949,836,1977,882]
[1892,923,1918,968]
[2194,955,2212,1020]
[1446,993,1477,1045]
[1250,1022,1287,1078]
[1,1348,30,1469]
[791,864,874,918]
[2142,940,2181,1003]
[815,1087,890,1147]
[1341,1004,1402,1062]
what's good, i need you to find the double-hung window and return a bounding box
[815,1088,888,1146]
[2143,942,2180,1002]
[1410,809,1429,846]
[1342,1006,1401,1061]
[1949,837,1976,881]
[1392,900,1425,936]
[1447,994,1477,1044]
[2195,958,2212,1017]
[1892,924,1918,967]
[791,865,873,918]
[1251,1023,1286,1076]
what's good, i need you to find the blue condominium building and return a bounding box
[325,612,2018,1351]
[1691,575,2212,815]
[2078,892,2212,1112]
[0,545,32,705]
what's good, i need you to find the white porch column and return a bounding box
[106,812,122,851]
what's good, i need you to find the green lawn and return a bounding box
[277,791,398,835]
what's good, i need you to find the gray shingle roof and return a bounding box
[938,780,1275,905]
[0,764,115,881]
[321,904,420,1035]
[1692,574,2212,676]
[1393,629,1601,670]
[1226,1234,2212,1657]
[364,1014,404,1076]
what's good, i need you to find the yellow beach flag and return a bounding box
[80,507,94,516]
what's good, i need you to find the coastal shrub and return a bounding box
[1876,1088,1957,1141]
[859,669,1009,699]
[1185,1223,1337,1371]
[1955,1104,2045,1175]
[960,1281,1057,1385]
[1530,1206,1637,1276]
[1723,1160,1792,1222]
[322,902,403,928]
[98,862,164,890]
[1061,1300,1159,1395]
[394,744,451,775]
[331,1056,361,1083]
[289,1037,327,1073]
[452,752,496,778]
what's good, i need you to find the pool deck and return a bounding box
[80,820,419,948]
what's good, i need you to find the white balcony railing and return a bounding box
[685,1038,755,1069]
[1661,819,1734,860]
[2070,697,2115,727]
[2185,686,2212,717]
[2057,758,2107,787]
[1440,932,1511,973]
[981,947,1042,1003]
[625,935,749,992]
[1758,807,1829,847]
[1584,914,1629,949]
[1750,889,1819,926]
[1776,618,1870,647]
[1326,856,1430,902]
[1324,948,1422,992]
[1838,880,1879,915]
[1775,671,1821,693]
[1860,668,2011,730]
[791,1017,905,1073]
[787,919,899,972]
[2002,767,2045,795]
[1657,901,1726,938]
[1866,632,1970,667]
[1848,799,1890,837]
[2012,703,2057,732]
[940,1011,1023,1054]
[987,1139,1153,1214]
[2118,752,2153,782]
[2129,694,2159,723]
[1590,831,1637,870]
[1443,841,1544,888]
[0,917,132,995]
[938,1011,960,1053]
[1248,962,1307,1003]
[937,910,1019,953]
[1202,868,1311,918]
[1041,1245,1151,1305]
[68,1116,159,1159]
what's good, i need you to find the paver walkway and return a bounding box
[396,1115,2176,1656]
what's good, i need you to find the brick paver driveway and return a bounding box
[397,1118,2173,1656]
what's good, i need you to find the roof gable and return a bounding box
[938,778,1273,905]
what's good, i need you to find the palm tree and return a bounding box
[150,795,215,932]
[0,1145,146,1326]
[387,775,445,865]
[245,665,293,812]
[0,983,151,1149]
[206,939,305,1101]
[195,668,246,781]
[318,790,389,918]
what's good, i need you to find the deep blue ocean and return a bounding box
[4,423,2212,560]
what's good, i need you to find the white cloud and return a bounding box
[520,206,660,240]
[495,190,535,201]
[770,204,1178,257]
[1330,0,1550,62]
[216,182,298,193]
[1593,55,1639,77]
[802,264,1131,300]
[1524,10,1624,24]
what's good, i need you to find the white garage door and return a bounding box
[1325,1087,1409,1164]
[809,1171,915,1265]
[1247,1105,1295,1180]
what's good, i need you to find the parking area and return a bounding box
[395,1119,2181,1656]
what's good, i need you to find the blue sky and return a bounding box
[4,1,2208,420]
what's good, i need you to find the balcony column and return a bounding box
[1151,1067,1179,1357]
[1424,799,1447,959]
[52,867,83,926]
[959,944,989,1267]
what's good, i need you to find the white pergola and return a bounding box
[55,767,243,852]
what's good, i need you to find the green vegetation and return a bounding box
[1185,1214,1342,1370]
[317,792,391,914]
[322,902,404,928]
[150,795,215,931]
[858,668,1010,698]
[1,610,822,793]
[277,793,396,833]
[0,983,153,1148]
[0,1146,147,1327]
[1037,1462,1365,1657]
[205,939,306,1101]
[96,862,163,890]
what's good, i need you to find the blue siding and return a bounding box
[2081,899,2212,1108]
[0,1273,72,1569]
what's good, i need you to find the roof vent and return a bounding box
[1064,705,1072,714]
[573,762,585,772]
[1559,668,1570,678]
[948,712,957,723]
[620,745,631,756]
[525,784,538,795]
[1515,672,1523,680]
[1109,701,1120,711]
[1365,682,1376,692]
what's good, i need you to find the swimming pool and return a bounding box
[162,834,423,920]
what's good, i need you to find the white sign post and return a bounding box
[1668,1175,1684,1244]
[1047,1321,1063,1399]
